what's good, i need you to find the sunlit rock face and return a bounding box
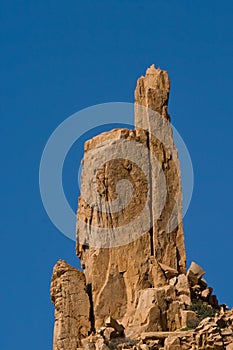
[75,65,186,332]
[50,66,231,350]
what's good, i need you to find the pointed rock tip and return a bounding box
[134,64,170,120]
[146,64,165,75]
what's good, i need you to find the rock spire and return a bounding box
[50,66,232,350]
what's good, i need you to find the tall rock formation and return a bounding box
[51,65,233,350]
[76,65,186,332]
[51,260,91,350]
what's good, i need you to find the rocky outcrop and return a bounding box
[51,260,91,350]
[50,65,233,349]
[76,64,186,332]
[134,64,170,120]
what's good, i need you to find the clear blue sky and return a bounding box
[1,1,232,349]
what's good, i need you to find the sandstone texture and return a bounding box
[50,65,233,349]
[76,64,186,333]
[51,260,91,350]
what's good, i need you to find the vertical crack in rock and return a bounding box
[86,283,95,333]
[134,64,186,274]
[146,130,154,257]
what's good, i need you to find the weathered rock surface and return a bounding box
[187,261,205,286]
[76,64,186,332]
[134,64,170,120]
[51,260,91,350]
[50,66,233,350]
[105,316,125,335]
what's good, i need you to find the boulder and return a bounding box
[164,335,181,350]
[201,287,213,301]
[104,316,124,335]
[159,263,179,279]
[181,310,198,329]
[187,262,205,286]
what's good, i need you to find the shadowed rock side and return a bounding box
[50,66,233,350]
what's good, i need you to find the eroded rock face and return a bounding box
[134,65,186,275]
[50,65,233,350]
[51,260,91,350]
[76,64,186,332]
[134,64,170,120]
